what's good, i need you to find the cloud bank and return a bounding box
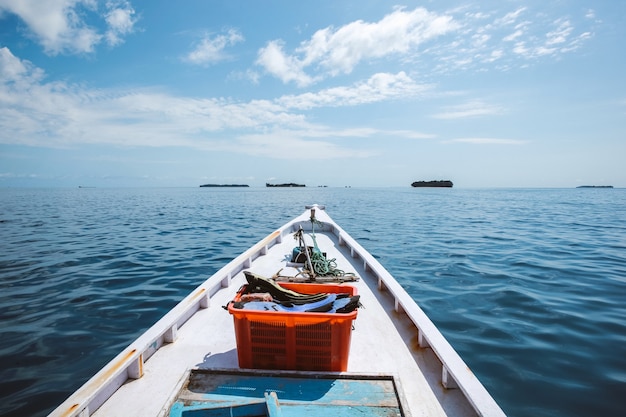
[256,7,458,86]
[0,3,595,162]
[0,46,431,158]
[253,5,594,85]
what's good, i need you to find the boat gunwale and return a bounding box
[324,209,506,417]
[48,204,505,417]
[49,221,292,417]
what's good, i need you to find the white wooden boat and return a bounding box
[49,205,506,417]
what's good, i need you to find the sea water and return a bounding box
[0,187,624,417]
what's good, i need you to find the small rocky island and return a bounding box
[411,180,453,188]
[266,183,305,187]
[200,184,249,188]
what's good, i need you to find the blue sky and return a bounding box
[0,0,624,188]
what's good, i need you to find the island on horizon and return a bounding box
[266,183,305,187]
[200,184,249,188]
[576,185,613,188]
[411,180,453,188]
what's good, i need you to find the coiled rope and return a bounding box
[295,214,355,279]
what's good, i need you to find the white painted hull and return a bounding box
[49,205,505,417]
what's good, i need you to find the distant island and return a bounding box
[411,180,453,188]
[576,185,613,188]
[200,184,249,188]
[266,183,305,187]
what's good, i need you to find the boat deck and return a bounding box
[51,207,504,417]
[90,226,474,417]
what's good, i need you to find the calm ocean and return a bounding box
[1,187,624,417]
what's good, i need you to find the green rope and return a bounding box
[306,215,355,278]
[309,250,347,276]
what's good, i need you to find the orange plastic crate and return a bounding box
[228,282,358,372]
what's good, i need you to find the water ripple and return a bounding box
[1,187,625,417]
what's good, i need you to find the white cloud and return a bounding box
[546,19,573,46]
[503,29,524,42]
[185,29,244,65]
[0,47,427,159]
[472,33,491,48]
[257,6,459,86]
[104,1,137,46]
[235,130,375,160]
[0,0,137,54]
[506,16,592,60]
[304,7,458,74]
[0,47,43,82]
[256,40,314,87]
[495,7,527,27]
[446,138,527,145]
[423,6,593,73]
[277,72,431,110]
[432,100,503,119]
[485,49,504,62]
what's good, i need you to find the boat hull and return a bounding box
[48,205,504,417]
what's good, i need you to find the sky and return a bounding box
[0,0,624,188]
